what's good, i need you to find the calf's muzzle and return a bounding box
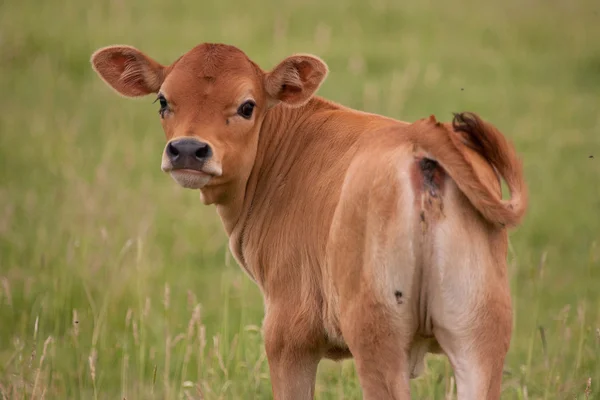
[166,138,212,170]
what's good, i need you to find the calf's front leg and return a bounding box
[262,306,322,400]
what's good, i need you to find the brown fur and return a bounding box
[90,42,528,400]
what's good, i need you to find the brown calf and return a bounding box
[90,43,528,399]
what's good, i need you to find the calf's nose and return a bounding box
[166,138,212,168]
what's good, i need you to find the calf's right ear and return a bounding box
[90,45,166,97]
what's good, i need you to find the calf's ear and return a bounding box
[264,54,328,107]
[90,45,166,97]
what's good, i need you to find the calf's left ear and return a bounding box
[264,54,328,107]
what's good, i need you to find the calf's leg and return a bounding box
[433,290,511,400]
[262,306,322,400]
[340,296,413,400]
[328,148,418,399]
[429,182,513,400]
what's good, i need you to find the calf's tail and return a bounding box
[411,112,528,229]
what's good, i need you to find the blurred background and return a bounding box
[1,0,599,398]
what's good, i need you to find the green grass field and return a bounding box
[1,0,599,398]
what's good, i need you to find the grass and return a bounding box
[1,0,599,398]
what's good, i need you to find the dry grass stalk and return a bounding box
[164,336,171,399]
[32,336,53,399]
[1,278,11,307]
[213,335,228,378]
[584,377,592,400]
[445,376,455,400]
[163,283,170,311]
[89,347,98,400]
[143,297,151,319]
[132,320,139,346]
[72,310,79,338]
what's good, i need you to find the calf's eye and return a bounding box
[154,94,169,118]
[237,101,255,119]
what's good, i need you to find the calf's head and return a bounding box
[90,43,328,196]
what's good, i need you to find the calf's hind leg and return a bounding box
[433,289,512,400]
[429,185,513,400]
[340,294,413,400]
[329,147,418,399]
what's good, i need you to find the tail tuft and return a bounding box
[453,112,528,228]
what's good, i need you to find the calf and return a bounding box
[91,43,528,399]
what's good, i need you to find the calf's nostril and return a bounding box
[195,144,210,159]
[167,142,180,158]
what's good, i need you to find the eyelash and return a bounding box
[154,94,168,118]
